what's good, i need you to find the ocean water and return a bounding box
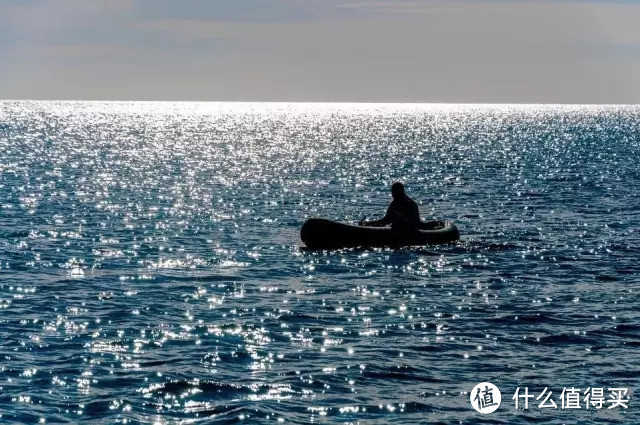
[0,101,638,424]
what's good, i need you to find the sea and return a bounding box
[0,101,638,424]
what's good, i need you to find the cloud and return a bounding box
[136,19,232,42]
[0,0,135,49]
[131,0,322,23]
[0,0,134,30]
[1,0,640,102]
[8,44,138,61]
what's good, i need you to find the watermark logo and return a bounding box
[512,387,630,410]
[468,384,630,413]
[470,382,502,414]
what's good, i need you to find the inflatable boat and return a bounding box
[300,218,460,250]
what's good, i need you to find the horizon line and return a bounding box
[1,99,639,107]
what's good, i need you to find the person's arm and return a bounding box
[410,201,421,227]
[359,205,392,227]
[359,217,388,227]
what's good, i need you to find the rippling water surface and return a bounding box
[0,101,638,424]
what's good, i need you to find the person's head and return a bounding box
[391,182,405,200]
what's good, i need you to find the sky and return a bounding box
[1,0,640,103]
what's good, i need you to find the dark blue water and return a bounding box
[0,101,638,424]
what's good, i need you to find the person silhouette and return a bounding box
[359,182,420,231]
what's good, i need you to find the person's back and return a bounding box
[360,182,421,231]
[386,192,420,230]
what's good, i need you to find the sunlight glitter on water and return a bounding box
[0,101,638,423]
